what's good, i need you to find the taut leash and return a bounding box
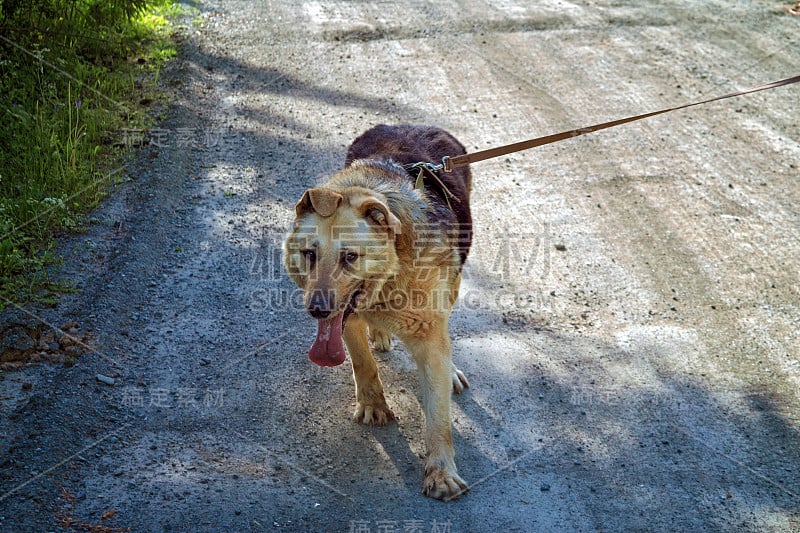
[404,74,800,174]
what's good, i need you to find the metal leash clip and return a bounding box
[401,158,460,209]
[403,160,442,191]
[402,158,446,174]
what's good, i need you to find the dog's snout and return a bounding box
[307,290,333,319]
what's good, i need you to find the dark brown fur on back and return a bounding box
[345,124,472,264]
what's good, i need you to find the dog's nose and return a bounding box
[308,290,332,319]
[309,307,331,319]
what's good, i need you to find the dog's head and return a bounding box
[284,184,402,366]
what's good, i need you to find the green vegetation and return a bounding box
[0,0,183,308]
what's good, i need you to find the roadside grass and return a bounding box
[0,0,186,309]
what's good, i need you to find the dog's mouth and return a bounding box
[307,283,365,367]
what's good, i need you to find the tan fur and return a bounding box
[284,130,472,501]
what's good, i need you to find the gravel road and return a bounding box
[2,1,799,531]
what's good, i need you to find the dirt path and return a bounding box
[2,0,799,531]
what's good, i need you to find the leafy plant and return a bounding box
[0,0,184,307]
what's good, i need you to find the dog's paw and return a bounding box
[451,365,470,394]
[368,327,393,352]
[353,400,396,426]
[423,465,469,501]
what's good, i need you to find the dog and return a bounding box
[283,124,472,500]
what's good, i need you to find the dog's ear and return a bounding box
[357,198,401,235]
[295,188,343,217]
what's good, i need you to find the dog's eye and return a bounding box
[342,251,359,266]
[301,249,316,263]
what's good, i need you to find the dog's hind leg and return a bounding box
[368,325,393,352]
[343,314,395,426]
[450,364,469,394]
[447,272,469,394]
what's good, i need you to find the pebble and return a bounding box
[540,482,551,492]
[96,374,116,386]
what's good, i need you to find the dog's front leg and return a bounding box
[343,314,395,426]
[404,324,469,501]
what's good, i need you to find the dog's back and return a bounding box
[345,124,472,264]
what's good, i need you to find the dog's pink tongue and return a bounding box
[308,314,347,367]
